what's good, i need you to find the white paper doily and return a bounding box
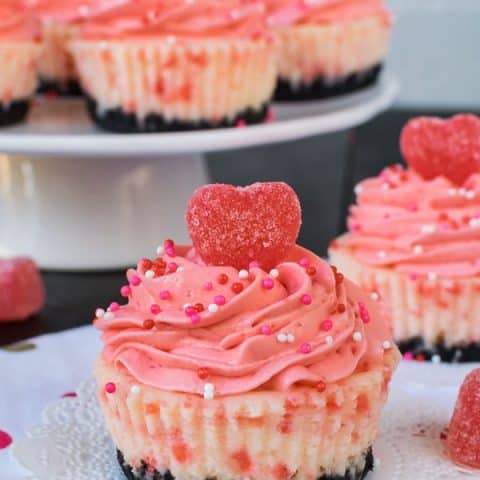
[11,364,480,480]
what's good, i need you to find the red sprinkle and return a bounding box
[306,266,317,276]
[300,343,312,354]
[143,319,155,330]
[217,273,229,285]
[194,303,205,313]
[316,381,326,393]
[335,273,344,284]
[337,304,346,314]
[185,306,196,317]
[231,282,244,294]
[139,258,152,272]
[197,367,210,380]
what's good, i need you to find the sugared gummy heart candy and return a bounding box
[400,114,480,186]
[0,257,45,322]
[447,368,480,470]
[186,182,302,270]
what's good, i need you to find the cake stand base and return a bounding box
[0,153,208,270]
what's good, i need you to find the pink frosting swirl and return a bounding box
[341,165,480,277]
[266,0,390,27]
[96,245,393,397]
[26,0,129,24]
[54,0,269,40]
[0,1,40,41]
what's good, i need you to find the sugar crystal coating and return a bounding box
[447,368,480,469]
[400,114,480,186]
[186,182,302,270]
[0,257,45,322]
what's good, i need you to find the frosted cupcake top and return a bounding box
[95,182,396,398]
[338,114,480,277]
[266,0,390,28]
[49,0,269,40]
[26,0,128,24]
[0,1,40,40]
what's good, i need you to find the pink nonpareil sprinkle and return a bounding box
[214,295,226,306]
[262,278,274,289]
[260,325,272,335]
[301,294,312,305]
[300,343,312,354]
[120,285,131,297]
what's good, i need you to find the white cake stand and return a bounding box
[0,74,399,270]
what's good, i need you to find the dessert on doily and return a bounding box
[68,0,277,133]
[329,114,480,362]
[93,182,400,480]
[266,0,391,101]
[0,1,41,126]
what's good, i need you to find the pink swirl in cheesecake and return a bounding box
[342,165,480,276]
[96,245,392,397]
[26,0,129,24]
[67,0,268,40]
[0,1,40,40]
[266,0,390,27]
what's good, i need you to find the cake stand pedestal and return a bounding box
[0,74,399,270]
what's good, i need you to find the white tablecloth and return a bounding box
[0,326,100,479]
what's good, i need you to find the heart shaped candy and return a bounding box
[186,182,302,270]
[400,114,480,185]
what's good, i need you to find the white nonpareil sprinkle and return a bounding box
[377,250,387,259]
[421,224,437,234]
[207,304,219,313]
[464,190,476,200]
[203,383,215,400]
[145,270,155,279]
[277,333,288,343]
[176,266,184,273]
[130,385,140,395]
[269,269,280,278]
[103,312,114,321]
[95,308,105,318]
[413,245,424,255]
[286,333,295,343]
[183,303,192,310]
[354,184,363,195]
[352,332,363,342]
[325,336,334,345]
[431,354,441,364]
[382,340,391,350]
[156,245,164,256]
[427,272,437,281]
[369,292,380,301]
[238,269,249,279]
[469,218,480,228]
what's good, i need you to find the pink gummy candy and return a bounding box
[0,257,45,322]
[186,182,302,271]
[447,368,480,470]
